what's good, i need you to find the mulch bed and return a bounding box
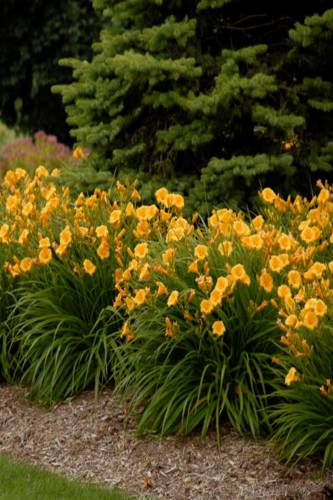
[1,384,333,499]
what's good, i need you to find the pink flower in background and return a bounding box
[0,130,79,175]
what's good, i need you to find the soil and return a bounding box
[1,384,333,499]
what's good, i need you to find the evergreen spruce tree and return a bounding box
[54,1,333,211]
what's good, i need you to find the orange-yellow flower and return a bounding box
[188,260,199,273]
[269,254,289,273]
[300,226,320,243]
[124,297,135,311]
[241,234,263,250]
[302,310,319,330]
[6,194,20,213]
[47,196,59,211]
[166,225,185,242]
[156,281,168,296]
[18,229,29,245]
[293,288,305,304]
[45,190,58,208]
[251,215,264,231]
[287,270,301,289]
[167,290,179,307]
[73,146,85,159]
[39,237,51,248]
[109,209,122,225]
[165,317,177,337]
[155,187,169,206]
[22,202,34,217]
[95,225,109,238]
[35,165,49,178]
[121,267,131,281]
[284,295,296,314]
[133,220,150,239]
[0,224,10,243]
[20,257,33,273]
[277,285,292,300]
[230,264,250,285]
[269,255,282,273]
[15,167,26,180]
[209,288,223,307]
[314,299,327,316]
[304,298,327,317]
[285,314,298,328]
[313,299,327,317]
[125,202,136,217]
[114,268,122,283]
[196,275,213,293]
[203,260,210,275]
[83,259,96,276]
[233,219,250,237]
[194,244,208,261]
[274,196,288,212]
[200,299,213,315]
[215,276,229,294]
[278,234,292,251]
[160,209,172,223]
[285,367,299,386]
[130,188,141,201]
[168,193,184,210]
[133,288,148,306]
[39,247,52,265]
[166,217,192,242]
[51,168,60,177]
[5,262,20,277]
[55,243,68,257]
[212,320,226,336]
[218,240,233,256]
[259,270,274,293]
[162,247,176,265]
[134,242,149,260]
[121,321,134,341]
[307,261,326,280]
[208,208,233,229]
[261,187,276,203]
[97,240,110,260]
[60,226,72,246]
[279,253,289,267]
[136,205,158,221]
[127,258,138,271]
[317,188,330,204]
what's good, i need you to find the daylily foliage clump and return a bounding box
[1,167,333,467]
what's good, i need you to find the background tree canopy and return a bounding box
[7,0,332,211]
[0,0,100,142]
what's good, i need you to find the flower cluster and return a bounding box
[115,181,333,399]
[0,168,186,285]
[1,167,333,400]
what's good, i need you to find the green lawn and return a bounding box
[0,455,134,500]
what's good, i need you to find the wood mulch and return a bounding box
[0,384,333,499]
